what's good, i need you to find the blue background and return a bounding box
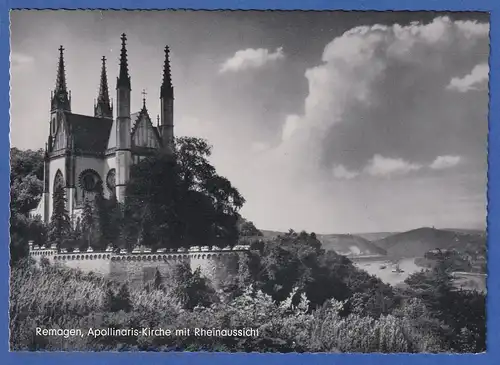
[1,0,498,364]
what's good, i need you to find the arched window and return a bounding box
[53,170,64,191]
[50,116,57,136]
[78,169,102,201]
[53,169,65,211]
[106,169,116,193]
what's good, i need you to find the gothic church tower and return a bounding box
[32,35,177,223]
[115,33,132,203]
[159,46,174,154]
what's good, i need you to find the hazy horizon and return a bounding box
[260,226,486,236]
[10,10,489,234]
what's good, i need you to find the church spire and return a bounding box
[117,33,131,90]
[141,89,147,111]
[160,45,173,99]
[159,45,174,153]
[95,56,113,119]
[56,45,67,92]
[51,45,71,112]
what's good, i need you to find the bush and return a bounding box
[9,242,485,352]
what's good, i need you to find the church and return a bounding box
[31,34,175,223]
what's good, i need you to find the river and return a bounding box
[352,257,486,291]
[353,258,424,286]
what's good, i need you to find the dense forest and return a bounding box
[9,139,486,352]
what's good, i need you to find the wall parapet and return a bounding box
[28,240,251,263]
[27,240,251,287]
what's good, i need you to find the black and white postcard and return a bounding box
[9,10,488,353]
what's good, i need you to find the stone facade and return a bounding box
[28,242,249,288]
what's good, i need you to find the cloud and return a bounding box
[430,155,462,170]
[220,47,285,73]
[218,16,488,232]
[10,52,34,71]
[332,154,462,179]
[275,16,488,175]
[251,141,269,153]
[333,165,359,180]
[281,115,300,141]
[447,63,489,92]
[364,155,422,177]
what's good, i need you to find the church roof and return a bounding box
[65,112,113,154]
[131,108,162,142]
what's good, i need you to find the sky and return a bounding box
[10,10,490,234]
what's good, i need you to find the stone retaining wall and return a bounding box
[28,242,249,288]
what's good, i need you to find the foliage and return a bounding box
[123,137,245,250]
[103,284,132,313]
[10,148,47,263]
[47,185,71,249]
[403,258,486,352]
[234,230,351,308]
[170,263,218,309]
[238,219,263,237]
[10,251,486,353]
[8,146,485,353]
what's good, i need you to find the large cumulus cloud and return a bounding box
[233,16,488,232]
[278,16,489,178]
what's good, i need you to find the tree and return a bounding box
[10,148,44,181]
[47,185,71,249]
[10,148,46,263]
[405,259,455,319]
[153,268,163,291]
[240,230,351,307]
[63,217,83,250]
[123,137,245,249]
[81,196,97,250]
[103,284,132,313]
[103,194,123,248]
[79,180,118,250]
[239,219,263,237]
[171,263,217,309]
[404,256,486,352]
[10,214,47,263]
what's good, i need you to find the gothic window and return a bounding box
[106,169,116,192]
[78,170,102,202]
[50,116,57,136]
[53,170,64,191]
[53,170,65,209]
[54,119,66,151]
[79,170,101,192]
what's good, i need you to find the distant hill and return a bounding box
[356,232,397,241]
[317,234,387,256]
[260,230,283,239]
[260,230,386,256]
[373,227,486,259]
[442,228,486,235]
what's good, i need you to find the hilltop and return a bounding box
[317,234,386,256]
[373,227,486,259]
[356,232,397,241]
[256,226,486,260]
[259,230,386,256]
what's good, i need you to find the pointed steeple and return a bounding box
[51,45,71,112]
[141,89,147,111]
[56,45,67,92]
[117,33,131,90]
[95,56,113,119]
[160,46,173,99]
